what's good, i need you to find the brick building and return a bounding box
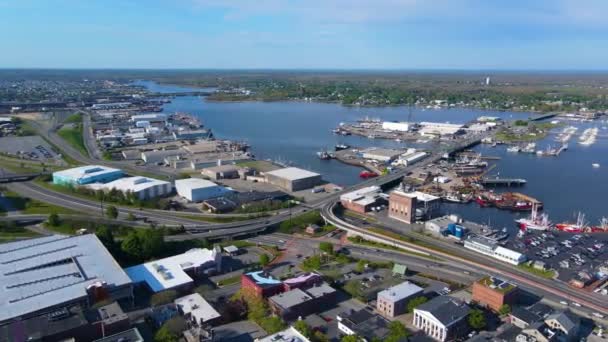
[472,276,518,311]
[388,188,417,224]
[241,271,284,298]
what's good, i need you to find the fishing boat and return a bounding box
[555,212,587,233]
[317,151,331,160]
[444,193,467,203]
[590,218,608,233]
[516,203,551,231]
[334,144,350,151]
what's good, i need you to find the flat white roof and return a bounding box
[53,165,122,180]
[378,281,423,303]
[131,113,166,121]
[256,326,311,342]
[0,235,132,322]
[89,176,170,193]
[340,186,381,202]
[265,167,320,181]
[174,293,220,323]
[495,246,524,260]
[419,122,464,128]
[124,248,220,292]
[392,190,440,202]
[175,177,221,190]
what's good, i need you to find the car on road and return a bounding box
[559,301,568,306]
[572,302,581,307]
[593,312,605,319]
[278,240,285,243]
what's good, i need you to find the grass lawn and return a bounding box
[63,113,82,124]
[217,240,255,248]
[2,190,78,215]
[344,210,378,222]
[0,230,40,241]
[347,235,440,260]
[518,263,556,279]
[0,155,58,174]
[57,124,88,157]
[216,274,242,286]
[178,214,264,223]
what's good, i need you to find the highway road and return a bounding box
[5,132,483,240]
[321,200,608,316]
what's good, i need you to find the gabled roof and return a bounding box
[415,296,470,326]
[545,310,579,333]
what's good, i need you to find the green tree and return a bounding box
[498,304,511,316]
[319,242,334,255]
[354,259,366,273]
[121,231,142,260]
[150,290,178,306]
[407,296,428,313]
[95,226,114,247]
[259,253,270,267]
[154,326,178,342]
[105,205,118,219]
[300,255,322,271]
[140,229,164,260]
[468,309,487,330]
[386,321,409,342]
[341,335,360,342]
[294,320,312,338]
[313,331,330,342]
[47,213,60,227]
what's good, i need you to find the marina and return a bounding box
[138,81,608,232]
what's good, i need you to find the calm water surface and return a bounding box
[135,80,608,230]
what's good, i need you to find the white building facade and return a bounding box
[175,178,233,202]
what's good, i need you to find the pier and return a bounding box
[529,113,557,121]
[480,177,527,186]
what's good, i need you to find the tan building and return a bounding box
[201,164,240,180]
[377,281,424,318]
[471,276,518,311]
[264,167,321,192]
[388,188,417,224]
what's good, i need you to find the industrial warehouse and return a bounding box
[52,165,124,186]
[88,176,172,200]
[175,177,233,202]
[0,235,133,324]
[264,167,322,192]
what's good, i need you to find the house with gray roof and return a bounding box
[413,296,471,341]
[545,310,580,338]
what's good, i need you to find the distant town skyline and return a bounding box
[2,0,608,69]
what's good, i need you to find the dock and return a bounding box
[480,177,527,186]
[529,113,557,121]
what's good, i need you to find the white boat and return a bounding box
[444,193,465,203]
[592,163,600,168]
[507,146,520,153]
[516,203,551,231]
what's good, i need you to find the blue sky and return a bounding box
[1,0,608,69]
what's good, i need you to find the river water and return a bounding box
[135,80,608,230]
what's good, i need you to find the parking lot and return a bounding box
[504,230,608,283]
[0,136,59,161]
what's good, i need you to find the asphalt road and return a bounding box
[322,200,608,316]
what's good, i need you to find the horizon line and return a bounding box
[2,67,608,74]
